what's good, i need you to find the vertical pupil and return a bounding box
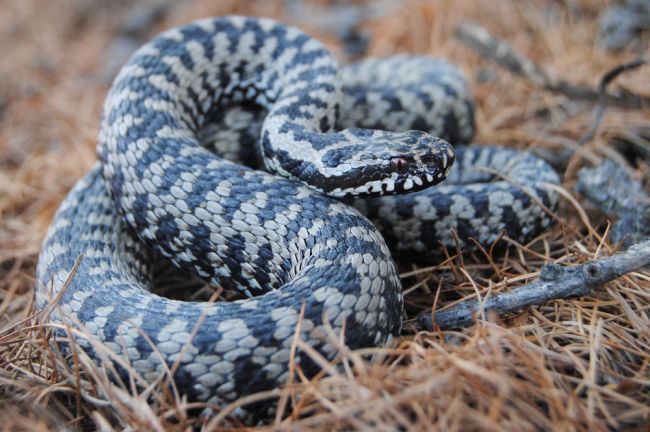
[392,158,406,172]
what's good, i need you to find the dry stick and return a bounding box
[416,239,650,331]
[455,21,649,109]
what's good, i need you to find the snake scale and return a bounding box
[36,16,559,409]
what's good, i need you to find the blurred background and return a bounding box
[0,1,648,430]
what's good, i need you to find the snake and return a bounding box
[35,16,559,409]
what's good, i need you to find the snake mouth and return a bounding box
[326,150,454,198]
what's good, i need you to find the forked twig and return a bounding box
[455,21,649,109]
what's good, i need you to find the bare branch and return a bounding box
[455,21,649,109]
[416,239,650,330]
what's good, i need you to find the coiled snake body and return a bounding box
[36,17,559,407]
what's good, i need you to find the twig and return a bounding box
[577,58,647,145]
[415,239,650,331]
[455,21,650,109]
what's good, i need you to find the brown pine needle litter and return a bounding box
[1,0,648,430]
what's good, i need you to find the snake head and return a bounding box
[320,129,455,197]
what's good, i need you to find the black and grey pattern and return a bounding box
[37,164,401,406]
[353,145,559,261]
[36,16,559,408]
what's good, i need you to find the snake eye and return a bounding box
[390,157,408,173]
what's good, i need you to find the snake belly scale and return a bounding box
[36,16,559,406]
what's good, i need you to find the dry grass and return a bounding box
[1,0,649,430]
